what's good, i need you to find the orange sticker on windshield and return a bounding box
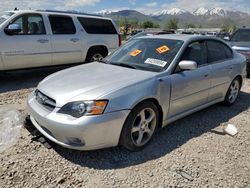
[156,45,170,54]
[130,49,142,57]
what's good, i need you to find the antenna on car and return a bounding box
[14,8,19,11]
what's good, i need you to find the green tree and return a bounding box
[187,23,197,28]
[153,22,160,28]
[165,18,179,30]
[142,21,154,29]
[221,18,237,33]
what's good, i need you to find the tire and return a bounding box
[120,101,159,151]
[223,78,240,106]
[85,49,106,63]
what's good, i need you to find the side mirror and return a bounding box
[179,60,197,71]
[4,24,21,35]
[223,36,230,41]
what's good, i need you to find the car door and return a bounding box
[206,40,235,101]
[168,40,211,118]
[48,15,82,65]
[3,13,52,70]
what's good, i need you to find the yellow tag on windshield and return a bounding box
[156,45,170,54]
[130,49,142,57]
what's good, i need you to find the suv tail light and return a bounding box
[118,34,122,47]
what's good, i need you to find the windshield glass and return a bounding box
[231,29,250,42]
[105,38,184,72]
[0,12,14,25]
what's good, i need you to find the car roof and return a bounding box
[6,10,112,21]
[140,34,222,42]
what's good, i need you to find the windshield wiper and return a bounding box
[110,62,137,69]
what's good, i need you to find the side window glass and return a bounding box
[77,17,117,34]
[49,16,76,34]
[207,41,228,63]
[223,45,233,59]
[181,41,207,66]
[10,14,45,35]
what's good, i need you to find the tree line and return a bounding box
[118,17,237,33]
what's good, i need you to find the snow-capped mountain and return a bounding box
[193,8,210,16]
[193,7,227,16]
[97,7,250,28]
[95,9,118,15]
[209,8,226,16]
[152,8,187,16]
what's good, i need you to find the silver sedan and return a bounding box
[27,35,247,151]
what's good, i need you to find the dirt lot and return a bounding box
[0,69,250,188]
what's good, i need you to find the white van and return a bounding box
[0,10,121,71]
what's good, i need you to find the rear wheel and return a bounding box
[120,101,159,151]
[223,78,240,106]
[85,48,107,63]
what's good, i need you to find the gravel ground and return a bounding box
[0,69,250,188]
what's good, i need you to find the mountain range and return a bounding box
[95,8,250,28]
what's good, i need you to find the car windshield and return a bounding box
[0,12,14,25]
[105,38,184,72]
[231,29,250,42]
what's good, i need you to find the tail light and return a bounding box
[118,34,122,47]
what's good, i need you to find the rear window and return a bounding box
[49,15,76,34]
[207,40,232,63]
[231,29,250,42]
[77,17,117,34]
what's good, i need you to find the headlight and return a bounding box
[58,100,108,118]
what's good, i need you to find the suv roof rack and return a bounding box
[36,10,103,17]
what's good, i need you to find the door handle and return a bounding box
[204,74,209,77]
[37,39,49,43]
[70,38,80,42]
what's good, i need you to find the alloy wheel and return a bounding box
[131,108,157,147]
[91,53,103,62]
[228,79,240,104]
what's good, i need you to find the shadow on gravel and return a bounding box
[0,65,76,93]
[51,91,250,170]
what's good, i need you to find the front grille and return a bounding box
[35,90,56,111]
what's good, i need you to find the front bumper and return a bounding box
[27,92,130,150]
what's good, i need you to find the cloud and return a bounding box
[128,0,136,5]
[161,0,250,13]
[145,2,158,7]
[0,0,100,12]
[63,0,100,9]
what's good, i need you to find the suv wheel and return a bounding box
[120,101,159,151]
[85,49,106,63]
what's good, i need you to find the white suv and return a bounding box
[0,10,121,71]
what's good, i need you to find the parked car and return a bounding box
[0,10,121,71]
[227,28,250,75]
[127,29,174,41]
[27,35,246,151]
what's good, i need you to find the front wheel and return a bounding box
[223,78,240,106]
[120,101,159,151]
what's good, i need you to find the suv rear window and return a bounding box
[49,15,76,34]
[231,29,250,42]
[77,17,117,34]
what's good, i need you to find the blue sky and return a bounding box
[0,0,249,14]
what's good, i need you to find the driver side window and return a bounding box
[181,41,207,67]
[9,14,46,35]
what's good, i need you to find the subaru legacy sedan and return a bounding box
[27,35,246,151]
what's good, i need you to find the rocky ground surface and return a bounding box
[0,69,250,188]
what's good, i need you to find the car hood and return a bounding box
[38,62,157,107]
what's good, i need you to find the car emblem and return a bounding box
[36,92,48,105]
